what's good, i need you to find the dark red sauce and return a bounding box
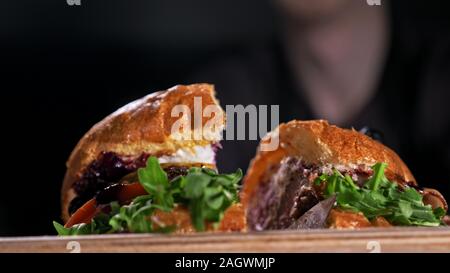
[69,151,191,215]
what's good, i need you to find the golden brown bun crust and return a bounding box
[153,203,246,233]
[62,84,224,221]
[242,120,416,206]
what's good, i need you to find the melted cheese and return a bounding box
[158,144,216,165]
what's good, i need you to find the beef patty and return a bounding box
[247,157,373,230]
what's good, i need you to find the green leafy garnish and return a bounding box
[177,167,242,231]
[53,221,91,236]
[108,196,156,233]
[138,157,173,210]
[53,210,113,236]
[315,163,445,226]
[54,157,242,235]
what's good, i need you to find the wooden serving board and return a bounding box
[1,227,450,253]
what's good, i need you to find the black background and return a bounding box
[0,0,275,235]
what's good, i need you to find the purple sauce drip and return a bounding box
[70,152,150,214]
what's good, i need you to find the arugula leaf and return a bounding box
[53,222,94,236]
[138,157,173,209]
[53,221,93,236]
[180,168,242,231]
[365,162,387,191]
[434,207,446,219]
[318,163,445,226]
[184,173,212,199]
[109,195,155,233]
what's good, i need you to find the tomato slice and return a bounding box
[64,198,98,228]
[117,183,147,204]
[65,182,148,227]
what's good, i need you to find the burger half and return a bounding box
[54,84,246,235]
[243,120,448,230]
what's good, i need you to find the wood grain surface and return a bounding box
[1,227,450,253]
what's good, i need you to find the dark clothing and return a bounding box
[189,2,450,198]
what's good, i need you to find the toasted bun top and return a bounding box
[61,84,225,220]
[242,120,416,206]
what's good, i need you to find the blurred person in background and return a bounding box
[189,0,450,198]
